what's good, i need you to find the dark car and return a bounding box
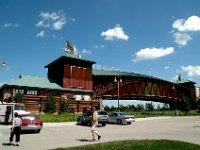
[20,114,43,133]
[77,110,108,126]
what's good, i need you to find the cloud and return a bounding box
[82,49,91,55]
[3,23,20,28]
[164,66,170,70]
[101,24,129,41]
[94,45,105,49]
[172,16,200,47]
[173,32,192,46]
[36,10,75,30]
[133,47,174,62]
[180,65,200,77]
[173,16,200,32]
[36,30,45,37]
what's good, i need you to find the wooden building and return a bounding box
[0,54,100,113]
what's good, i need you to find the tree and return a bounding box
[197,97,200,113]
[180,96,191,115]
[14,93,25,103]
[145,102,154,111]
[45,94,56,113]
[59,98,68,113]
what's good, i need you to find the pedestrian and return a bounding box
[9,112,22,146]
[91,107,101,141]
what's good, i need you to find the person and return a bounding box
[9,112,22,146]
[91,107,101,141]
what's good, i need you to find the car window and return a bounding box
[21,115,36,120]
[98,111,108,115]
[119,112,128,116]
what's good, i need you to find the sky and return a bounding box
[0,0,200,106]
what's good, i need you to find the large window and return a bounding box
[27,90,38,95]
[13,88,24,94]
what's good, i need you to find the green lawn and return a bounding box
[53,139,200,150]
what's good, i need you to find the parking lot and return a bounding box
[0,116,200,150]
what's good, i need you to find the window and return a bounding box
[13,88,24,94]
[27,90,38,95]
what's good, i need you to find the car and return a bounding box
[108,112,135,125]
[19,114,43,133]
[77,110,108,126]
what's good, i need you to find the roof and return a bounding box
[2,75,93,93]
[92,69,152,78]
[45,54,96,68]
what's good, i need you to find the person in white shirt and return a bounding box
[91,107,101,141]
[9,112,22,146]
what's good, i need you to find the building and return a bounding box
[0,54,100,113]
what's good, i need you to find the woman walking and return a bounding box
[9,112,22,146]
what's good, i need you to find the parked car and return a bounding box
[20,114,43,133]
[108,112,135,125]
[77,110,108,126]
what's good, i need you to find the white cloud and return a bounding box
[180,65,200,77]
[173,16,200,32]
[3,23,20,28]
[173,32,192,46]
[53,21,65,30]
[101,24,129,41]
[36,30,45,37]
[164,66,170,70]
[94,45,105,49]
[133,47,174,62]
[36,10,74,30]
[82,49,91,55]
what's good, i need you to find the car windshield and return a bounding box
[98,111,107,115]
[21,115,36,120]
[14,105,25,110]
[119,112,129,116]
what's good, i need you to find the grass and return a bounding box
[53,139,200,150]
[38,113,79,122]
[37,110,200,122]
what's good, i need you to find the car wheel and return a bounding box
[36,129,41,133]
[117,119,122,124]
[102,123,106,126]
[77,119,81,125]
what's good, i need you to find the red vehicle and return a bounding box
[20,114,43,133]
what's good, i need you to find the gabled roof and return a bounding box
[2,75,93,93]
[45,54,96,68]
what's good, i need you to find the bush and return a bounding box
[45,94,56,114]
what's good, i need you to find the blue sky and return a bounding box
[1,0,200,91]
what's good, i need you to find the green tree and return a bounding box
[45,94,56,113]
[145,102,154,111]
[197,97,200,113]
[14,93,25,103]
[180,96,191,115]
[59,98,68,113]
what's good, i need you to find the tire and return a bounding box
[102,123,106,126]
[117,119,122,124]
[36,129,41,133]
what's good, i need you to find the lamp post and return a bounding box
[114,76,122,112]
[2,62,6,69]
[172,84,178,116]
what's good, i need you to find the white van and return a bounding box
[0,102,30,124]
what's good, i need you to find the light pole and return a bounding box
[2,62,6,69]
[114,76,122,112]
[172,84,178,116]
